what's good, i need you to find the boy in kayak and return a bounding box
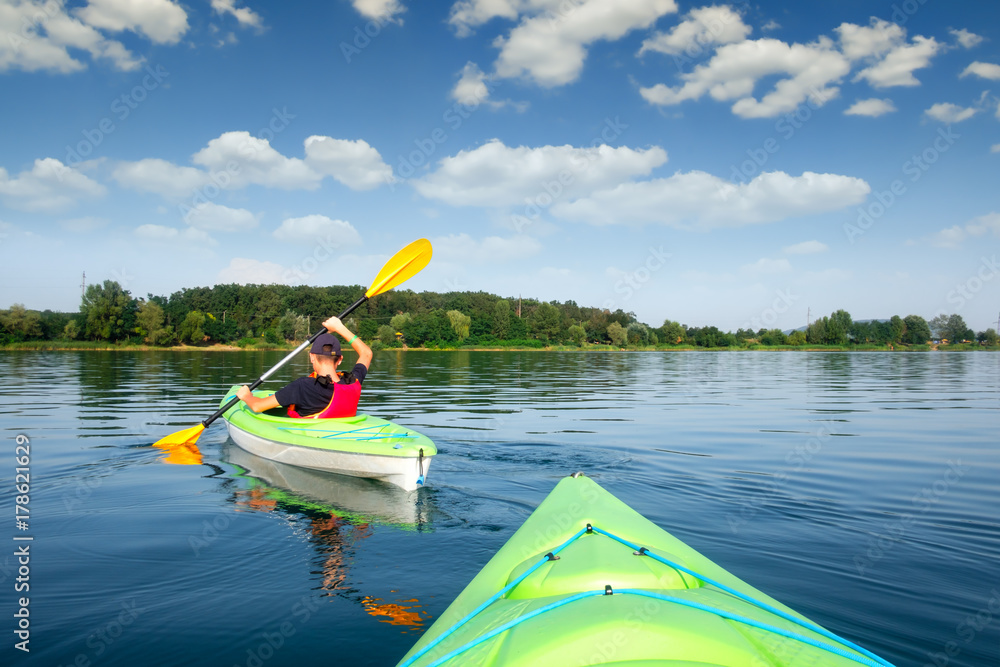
[236,316,372,418]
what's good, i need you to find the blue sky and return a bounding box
[1,0,998,332]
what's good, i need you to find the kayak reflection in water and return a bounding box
[232,476,430,632]
[236,317,373,419]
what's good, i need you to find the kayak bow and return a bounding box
[397,473,893,667]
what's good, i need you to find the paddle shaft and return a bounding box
[201,295,369,428]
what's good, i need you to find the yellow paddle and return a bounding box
[152,238,433,449]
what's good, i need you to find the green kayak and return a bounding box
[396,474,893,667]
[220,386,435,491]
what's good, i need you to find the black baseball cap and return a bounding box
[310,333,341,357]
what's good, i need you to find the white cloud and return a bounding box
[352,0,406,23]
[115,133,393,199]
[928,213,1000,248]
[761,20,780,32]
[639,5,751,57]
[411,139,667,207]
[950,28,984,49]
[448,0,523,37]
[184,202,258,232]
[450,61,528,111]
[835,18,904,61]
[640,37,848,118]
[783,240,828,255]
[451,61,496,106]
[192,132,320,190]
[113,158,209,199]
[992,144,1000,154]
[0,0,145,72]
[494,0,678,87]
[272,216,362,248]
[75,0,189,45]
[302,136,392,190]
[924,102,979,124]
[551,170,871,229]
[0,158,106,212]
[742,257,792,274]
[844,98,897,117]
[135,224,216,246]
[210,0,264,29]
[217,258,288,284]
[641,20,941,117]
[434,233,541,264]
[960,61,1000,81]
[853,36,939,88]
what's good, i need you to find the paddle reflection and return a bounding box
[224,445,433,631]
[152,440,203,465]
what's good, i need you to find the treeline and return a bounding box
[2,281,998,349]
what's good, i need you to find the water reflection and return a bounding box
[223,445,433,631]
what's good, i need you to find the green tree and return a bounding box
[0,304,43,340]
[626,322,649,345]
[567,324,586,346]
[760,329,788,346]
[607,321,627,346]
[178,311,207,344]
[941,314,970,343]
[977,329,998,346]
[826,309,852,345]
[889,315,905,344]
[62,319,80,340]
[902,315,931,344]
[788,330,807,346]
[81,280,138,341]
[446,310,472,341]
[529,302,562,342]
[377,324,396,347]
[136,300,169,344]
[491,300,511,339]
[390,313,411,332]
[659,319,685,345]
[928,314,949,340]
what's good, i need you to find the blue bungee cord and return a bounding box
[399,525,895,667]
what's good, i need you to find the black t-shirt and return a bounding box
[274,363,368,416]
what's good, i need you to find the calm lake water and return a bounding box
[1,350,998,666]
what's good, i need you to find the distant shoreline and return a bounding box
[0,342,993,352]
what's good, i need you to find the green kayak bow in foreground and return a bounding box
[397,474,893,667]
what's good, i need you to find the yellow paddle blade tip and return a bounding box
[153,423,205,448]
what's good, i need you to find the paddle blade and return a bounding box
[365,238,432,299]
[153,423,205,448]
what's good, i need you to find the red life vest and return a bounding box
[287,372,362,419]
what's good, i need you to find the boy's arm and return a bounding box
[236,386,281,413]
[324,317,373,369]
